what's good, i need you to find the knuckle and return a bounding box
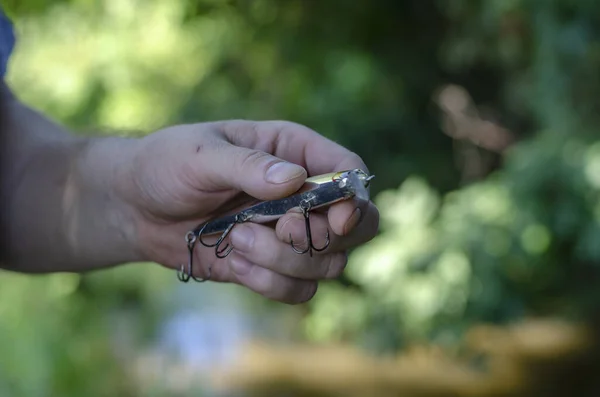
[218,120,262,146]
[251,121,262,139]
[271,120,300,130]
[270,120,314,138]
[262,242,282,270]
[281,120,310,132]
[253,267,278,297]
[238,120,261,142]
[238,226,285,273]
[238,148,273,171]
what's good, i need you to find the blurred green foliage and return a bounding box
[1,0,600,395]
[305,133,600,350]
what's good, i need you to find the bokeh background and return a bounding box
[2,0,600,396]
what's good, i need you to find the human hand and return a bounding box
[116,120,379,304]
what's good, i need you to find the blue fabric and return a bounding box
[0,6,15,78]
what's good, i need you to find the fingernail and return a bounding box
[230,255,253,276]
[231,224,254,252]
[265,162,305,184]
[343,207,362,235]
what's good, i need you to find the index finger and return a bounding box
[213,120,369,176]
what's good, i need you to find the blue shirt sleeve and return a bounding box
[0,6,15,78]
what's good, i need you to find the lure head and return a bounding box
[335,168,375,201]
[351,168,375,188]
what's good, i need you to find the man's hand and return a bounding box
[117,120,379,304]
[1,92,379,304]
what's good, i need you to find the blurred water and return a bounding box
[160,307,252,370]
[143,281,288,395]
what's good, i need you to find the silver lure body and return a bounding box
[192,168,374,236]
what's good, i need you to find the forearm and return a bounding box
[0,85,143,273]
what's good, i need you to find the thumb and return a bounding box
[203,142,308,200]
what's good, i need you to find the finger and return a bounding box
[327,197,378,237]
[324,198,368,237]
[192,139,308,201]
[226,251,319,304]
[276,202,380,253]
[177,248,318,305]
[168,237,317,305]
[229,222,348,280]
[215,120,370,177]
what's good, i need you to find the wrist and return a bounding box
[0,96,148,272]
[72,135,146,267]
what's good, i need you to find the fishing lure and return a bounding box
[177,168,375,283]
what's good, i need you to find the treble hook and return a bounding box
[290,199,330,257]
[177,231,211,283]
[197,213,248,259]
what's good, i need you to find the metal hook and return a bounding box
[196,222,220,248]
[197,213,248,259]
[290,199,330,257]
[214,221,237,258]
[176,231,211,283]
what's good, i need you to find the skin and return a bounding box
[0,81,379,304]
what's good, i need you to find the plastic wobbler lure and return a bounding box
[176,168,375,283]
